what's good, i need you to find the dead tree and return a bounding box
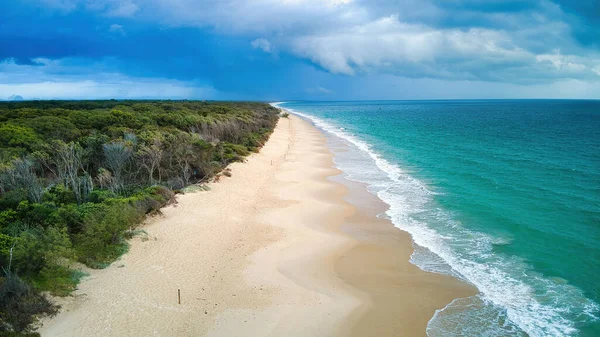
[0,158,44,203]
[137,139,164,184]
[51,141,89,204]
[103,142,132,193]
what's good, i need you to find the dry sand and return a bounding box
[39,115,476,337]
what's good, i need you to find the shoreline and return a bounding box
[39,115,475,337]
[319,120,477,336]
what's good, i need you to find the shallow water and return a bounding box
[277,100,600,337]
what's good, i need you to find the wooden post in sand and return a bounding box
[178,289,181,304]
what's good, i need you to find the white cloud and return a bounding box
[104,0,599,83]
[108,24,126,36]
[28,0,600,84]
[105,1,139,17]
[39,0,78,12]
[251,38,272,53]
[0,80,213,100]
[536,51,588,72]
[142,0,366,35]
[289,15,535,78]
[333,73,600,100]
[306,86,333,94]
[43,0,141,17]
[0,58,217,100]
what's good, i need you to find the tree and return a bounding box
[75,204,140,267]
[50,141,92,204]
[21,116,81,141]
[12,226,72,277]
[102,142,132,193]
[0,124,40,151]
[95,168,113,190]
[170,133,213,184]
[0,100,280,331]
[77,174,94,204]
[136,137,163,184]
[0,158,44,203]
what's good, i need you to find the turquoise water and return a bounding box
[276,100,600,337]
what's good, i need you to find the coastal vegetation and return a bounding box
[0,100,279,334]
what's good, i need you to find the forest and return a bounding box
[0,100,279,335]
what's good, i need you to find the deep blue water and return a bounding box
[277,100,600,337]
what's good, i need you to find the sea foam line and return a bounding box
[272,102,600,337]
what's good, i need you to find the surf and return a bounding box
[274,102,600,337]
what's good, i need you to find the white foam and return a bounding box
[273,102,600,337]
[427,295,524,336]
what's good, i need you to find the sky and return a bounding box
[1,0,599,100]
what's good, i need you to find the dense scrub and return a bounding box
[0,100,279,334]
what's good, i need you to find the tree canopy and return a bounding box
[0,100,279,334]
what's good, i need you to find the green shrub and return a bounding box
[16,202,57,228]
[74,204,140,268]
[0,210,18,231]
[0,101,279,327]
[20,116,81,142]
[88,189,117,203]
[50,204,84,235]
[31,266,86,296]
[0,124,41,151]
[0,234,17,269]
[0,190,28,211]
[221,143,249,163]
[0,274,57,333]
[43,184,76,205]
[0,331,40,337]
[11,227,72,278]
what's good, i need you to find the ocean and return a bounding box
[275,100,600,337]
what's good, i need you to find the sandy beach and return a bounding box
[39,115,475,337]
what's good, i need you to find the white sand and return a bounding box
[39,115,475,337]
